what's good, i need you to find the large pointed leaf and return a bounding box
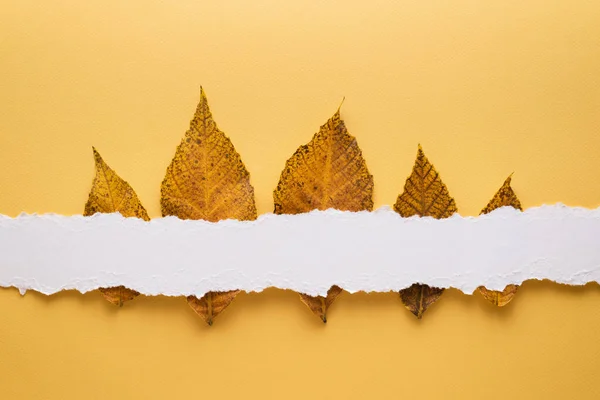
[161,87,257,325]
[477,175,523,306]
[84,147,149,306]
[273,107,373,322]
[393,145,457,318]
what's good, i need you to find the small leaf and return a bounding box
[394,145,457,318]
[84,148,149,306]
[399,284,444,319]
[298,286,343,323]
[99,286,140,307]
[478,284,519,307]
[161,87,257,325]
[477,175,523,306]
[480,174,523,214]
[187,291,241,326]
[274,106,373,322]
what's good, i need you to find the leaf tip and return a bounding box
[91,146,105,167]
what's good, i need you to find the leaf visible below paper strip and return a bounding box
[99,286,140,307]
[298,286,343,323]
[393,145,457,318]
[161,87,257,325]
[399,284,444,319]
[187,291,240,326]
[477,284,519,307]
[273,107,373,321]
[84,148,149,306]
[478,175,523,306]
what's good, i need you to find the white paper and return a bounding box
[0,204,598,296]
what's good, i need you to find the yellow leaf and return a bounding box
[480,174,523,214]
[298,286,343,323]
[84,148,149,306]
[273,107,374,214]
[478,284,519,307]
[187,291,241,326]
[161,88,257,222]
[274,106,373,321]
[161,87,257,325]
[393,145,457,318]
[477,175,523,306]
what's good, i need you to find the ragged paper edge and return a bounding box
[0,204,599,297]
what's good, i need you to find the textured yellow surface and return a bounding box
[1,1,600,398]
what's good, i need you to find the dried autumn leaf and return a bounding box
[84,147,149,306]
[274,106,373,322]
[161,87,256,325]
[477,175,523,306]
[186,291,240,326]
[399,284,444,319]
[394,145,457,319]
[299,286,343,323]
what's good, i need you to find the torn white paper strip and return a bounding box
[0,204,598,296]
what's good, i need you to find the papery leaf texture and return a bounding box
[273,107,373,321]
[477,175,523,306]
[298,286,344,323]
[393,145,457,318]
[186,291,241,326]
[84,147,149,306]
[161,87,257,325]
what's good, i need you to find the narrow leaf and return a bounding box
[161,87,257,325]
[477,175,523,306]
[274,106,373,322]
[84,148,149,306]
[393,145,457,318]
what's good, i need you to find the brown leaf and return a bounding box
[393,145,457,318]
[84,148,149,306]
[477,175,523,306]
[187,291,241,326]
[298,286,343,323]
[399,284,444,319]
[99,286,141,307]
[161,87,257,325]
[273,106,373,322]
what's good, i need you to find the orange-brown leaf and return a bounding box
[394,145,457,318]
[478,175,523,306]
[298,286,343,323]
[477,284,519,307]
[187,291,240,326]
[84,148,149,306]
[99,286,141,307]
[273,108,373,214]
[273,107,373,321]
[161,87,257,325]
[399,284,444,319]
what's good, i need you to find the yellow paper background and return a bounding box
[1,1,600,398]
